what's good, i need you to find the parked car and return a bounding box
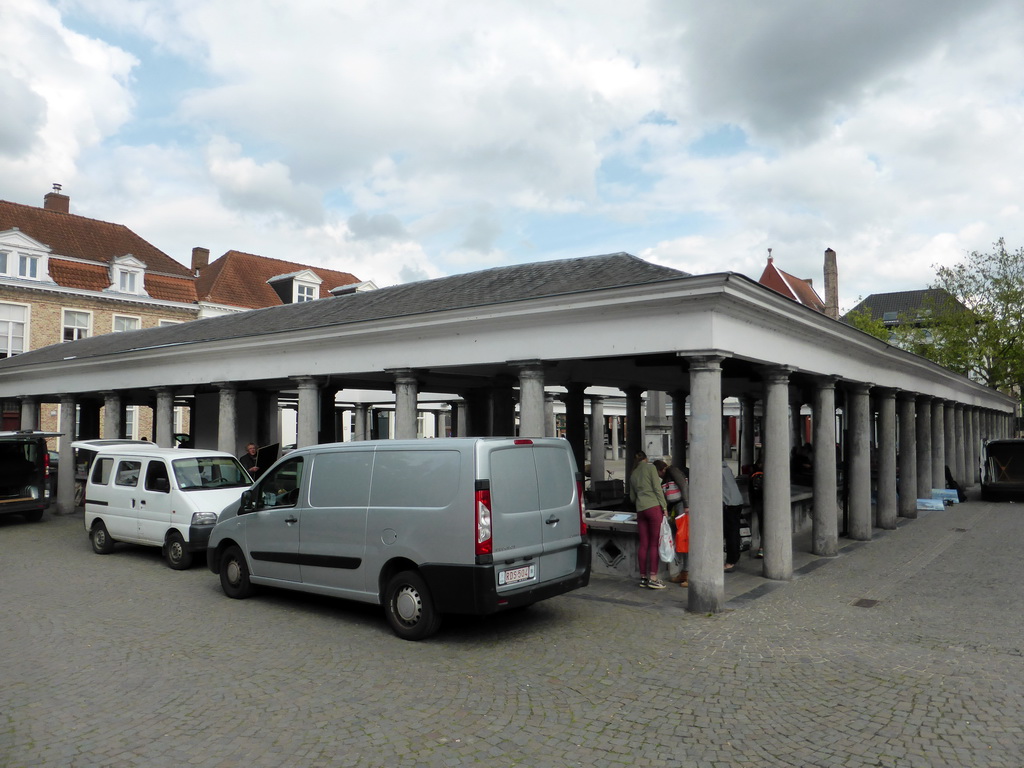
[81,445,252,569]
[0,430,61,522]
[207,437,592,640]
[981,438,1024,501]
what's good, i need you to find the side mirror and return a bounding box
[239,489,256,514]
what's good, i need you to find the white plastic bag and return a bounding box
[658,515,674,563]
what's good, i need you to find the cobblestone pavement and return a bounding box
[2,497,1023,768]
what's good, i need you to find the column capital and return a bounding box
[687,354,726,372]
[897,390,918,403]
[846,381,871,394]
[388,368,419,386]
[813,375,839,389]
[916,393,933,404]
[290,375,324,389]
[212,381,237,393]
[761,365,791,384]
[872,386,898,399]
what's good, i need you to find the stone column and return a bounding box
[216,383,238,454]
[670,390,688,470]
[875,388,897,530]
[624,387,643,485]
[294,377,320,448]
[763,367,793,579]
[812,377,838,557]
[916,396,933,499]
[687,356,725,613]
[898,392,918,519]
[512,361,545,438]
[154,387,175,448]
[944,403,956,487]
[954,403,966,488]
[847,383,872,541]
[318,385,340,444]
[610,415,620,462]
[392,369,419,440]
[544,393,557,437]
[931,399,946,491]
[589,396,606,482]
[457,400,468,437]
[19,397,38,431]
[971,407,981,484]
[353,404,368,441]
[56,395,77,515]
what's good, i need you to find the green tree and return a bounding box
[844,304,890,341]
[927,238,1024,393]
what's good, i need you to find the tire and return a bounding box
[219,545,254,599]
[165,532,193,570]
[23,509,44,523]
[384,570,441,641]
[90,520,115,554]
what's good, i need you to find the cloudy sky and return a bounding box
[2,0,1023,310]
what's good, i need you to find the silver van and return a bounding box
[82,445,252,569]
[207,437,591,640]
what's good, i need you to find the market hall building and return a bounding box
[0,253,1014,614]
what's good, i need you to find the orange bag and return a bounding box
[675,512,689,553]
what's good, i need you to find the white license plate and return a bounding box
[499,564,535,586]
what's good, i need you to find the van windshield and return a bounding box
[172,456,252,490]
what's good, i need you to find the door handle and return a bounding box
[285,516,298,524]
[545,515,560,525]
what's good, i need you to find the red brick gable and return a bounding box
[758,259,825,312]
[196,250,360,309]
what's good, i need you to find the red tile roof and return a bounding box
[0,199,197,303]
[196,250,360,309]
[758,258,825,312]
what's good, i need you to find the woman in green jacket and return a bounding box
[628,450,668,589]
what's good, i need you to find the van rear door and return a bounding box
[487,440,581,589]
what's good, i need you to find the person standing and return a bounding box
[722,461,744,572]
[653,459,690,586]
[628,451,668,589]
[239,442,264,479]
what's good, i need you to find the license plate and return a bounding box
[499,564,535,586]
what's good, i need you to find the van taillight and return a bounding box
[43,451,50,478]
[576,478,587,535]
[475,488,493,556]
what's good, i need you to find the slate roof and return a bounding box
[0,253,690,367]
[0,199,197,303]
[757,258,825,312]
[843,289,967,326]
[195,250,361,309]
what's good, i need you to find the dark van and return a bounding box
[0,431,60,522]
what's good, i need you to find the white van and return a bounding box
[81,445,252,569]
[207,437,592,640]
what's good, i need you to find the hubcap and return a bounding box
[394,586,422,624]
[226,559,241,586]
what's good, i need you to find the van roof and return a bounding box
[80,444,238,459]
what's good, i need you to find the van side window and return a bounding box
[114,460,141,488]
[256,457,304,509]
[145,461,171,494]
[91,457,113,485]
[308,451,372,507]
[369,450,461,508]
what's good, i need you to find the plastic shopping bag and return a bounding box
[658,515,675,563]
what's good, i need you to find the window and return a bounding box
[63,310,91,342]
[18,254,38,279]
[113,315,141,333]
[145,461,171,493]
[0,251,7,272]
[159,319,182,327]
[108,255,147,296]
[125,406,138,439]
[0,303,27,358]
[119,271,137,293]
[296,284,317,302]
[115,460,142,487]
[255,457,304,510]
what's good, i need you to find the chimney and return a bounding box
[824,247,839,320]
[43,183,69,213]
[191,247,210,274]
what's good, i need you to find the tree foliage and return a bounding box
[926,238,1024,393]
[844,304,889,341]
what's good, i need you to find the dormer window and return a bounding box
[19,254,39,279]
[267,269,323,305]
[0,230,53,283]
[108,254,149,297]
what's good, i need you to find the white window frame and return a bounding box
[295,282,317,303]
[158,319,183,327]
[112,314,142,333]
[0,300,29,358]
[124,406,138,440]
[62,309,92,342]
[108,254,148,297]
[18,253,39,279]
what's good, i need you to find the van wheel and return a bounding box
[165,532,192,570]
[91,521,115,554]
[220,545,254,599]
[384,571,441,641]
[23,509,44,523]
